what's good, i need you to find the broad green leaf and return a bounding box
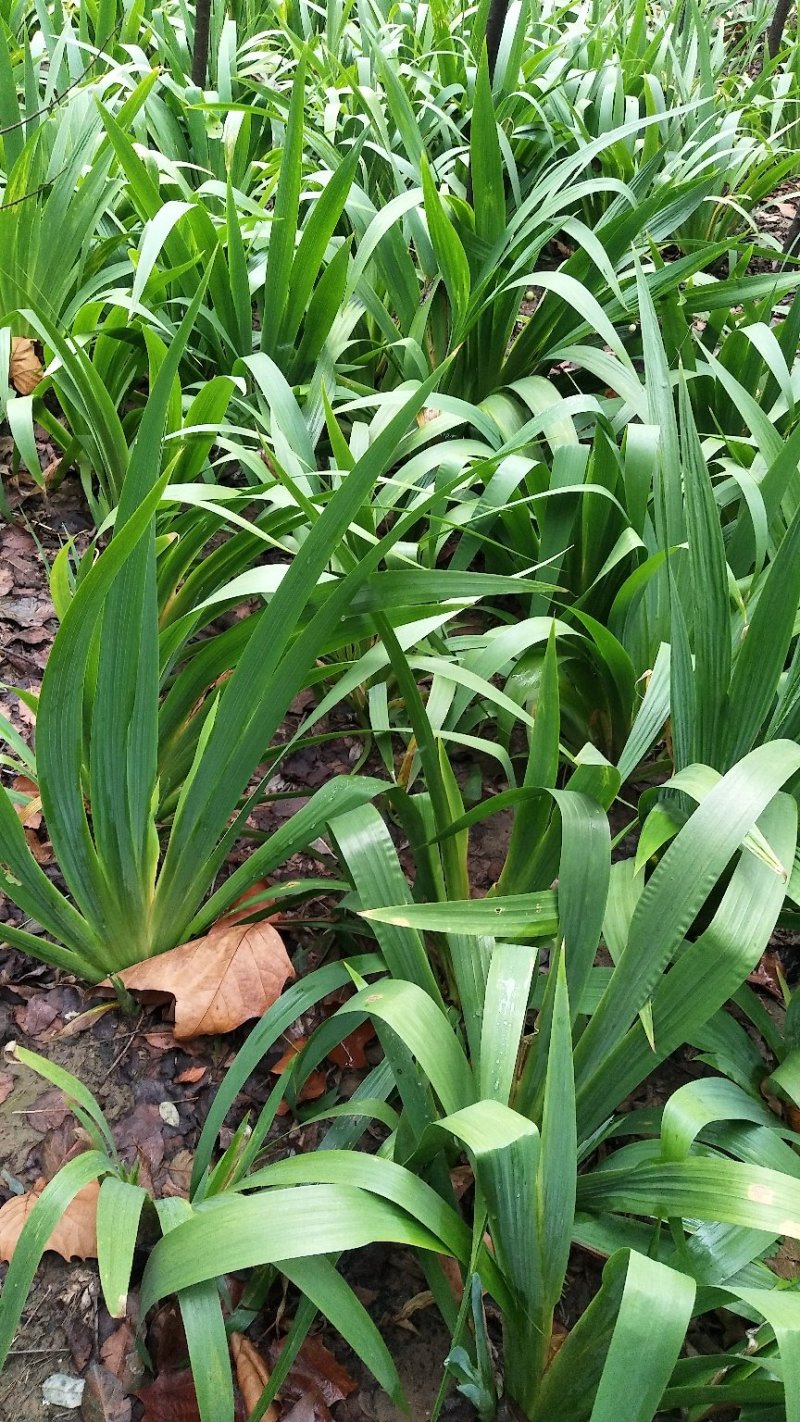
[97,1178,148,1318]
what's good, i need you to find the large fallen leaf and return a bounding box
[230,1333,278,1420]
[137,1372,201,1422]
[116,920,294,1040]
[80,1363,132,1422]
[271,1336,356,1409]
[10,336,43,395]
[138,1372,246,1422]
[0,1177,99,1261]
[100,1322,145,1392]
[220,880,277,927]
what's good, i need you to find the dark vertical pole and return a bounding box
[485,0,510,78]
[765,0,799,256]
[192,0,211,87]
[767,0,793,57]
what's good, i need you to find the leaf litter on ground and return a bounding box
[114,917,294,1040]
[0,1177,99,1261]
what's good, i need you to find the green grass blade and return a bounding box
[0,1151,109,1372]
[96,1178,148,1318]
[261,54,307,353]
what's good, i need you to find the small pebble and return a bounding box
[42,1373,85,1409]
[159,1100,180,1127]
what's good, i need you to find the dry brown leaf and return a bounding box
[546,1322,569,1368]
[221,881,277,927]
[80,1362,132,1422]
[392,1289,434,1326]
[271,1037,309,1073]
[449,1164,474,1199]
[174,1065,207,1085]
[116,919,294,1040]
[163,1148,193,1199]
[13,998,60,1039]
[53,1003,119,1040]
[137,1371,201,1422]
[0,1070,14,1105]
[272,1337,356,1408]
[271,1037,327,1114]
[438,1254,464,1302]
[11,774,41,828]
[138,1370,248,1422]
[142,1030,179,1052]
[327,1022,375,1069]
[438,1229,492,1303]
[770,1235,800,1280]
[10,337,43,395]
[230,1333,278,1420]
[747,951,783,1002]
[299,1337,356,1404]
[0,1177,99,1261]
[25,826,52,864]
[100,1322,145,1392]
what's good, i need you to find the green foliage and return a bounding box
[2,0,800,1417]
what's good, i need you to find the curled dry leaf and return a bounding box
[230,1333,279,1420]
[392,1289,435,1328]
[11,774,41,828]
[0,1177,99,1262]
[54,1003,119,1040]
[10,336,43,395]
[546,1322,569,1368]
[115,918,294,1040]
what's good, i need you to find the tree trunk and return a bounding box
[785,207,800,257]
[192,0,211,87]
[766,0,798,259]
[767,0,793,57]
[485,0,510,79]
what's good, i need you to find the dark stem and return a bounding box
[485,0,510,77]
[766,0,797,260]
[192,0,211,87]
[767,0,793,57]
[785,207,800,258]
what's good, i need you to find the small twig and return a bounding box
[100,1012,143,1082]
[7,1347,70,1355]
[0,165,69,211]
[0,20,123,138]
